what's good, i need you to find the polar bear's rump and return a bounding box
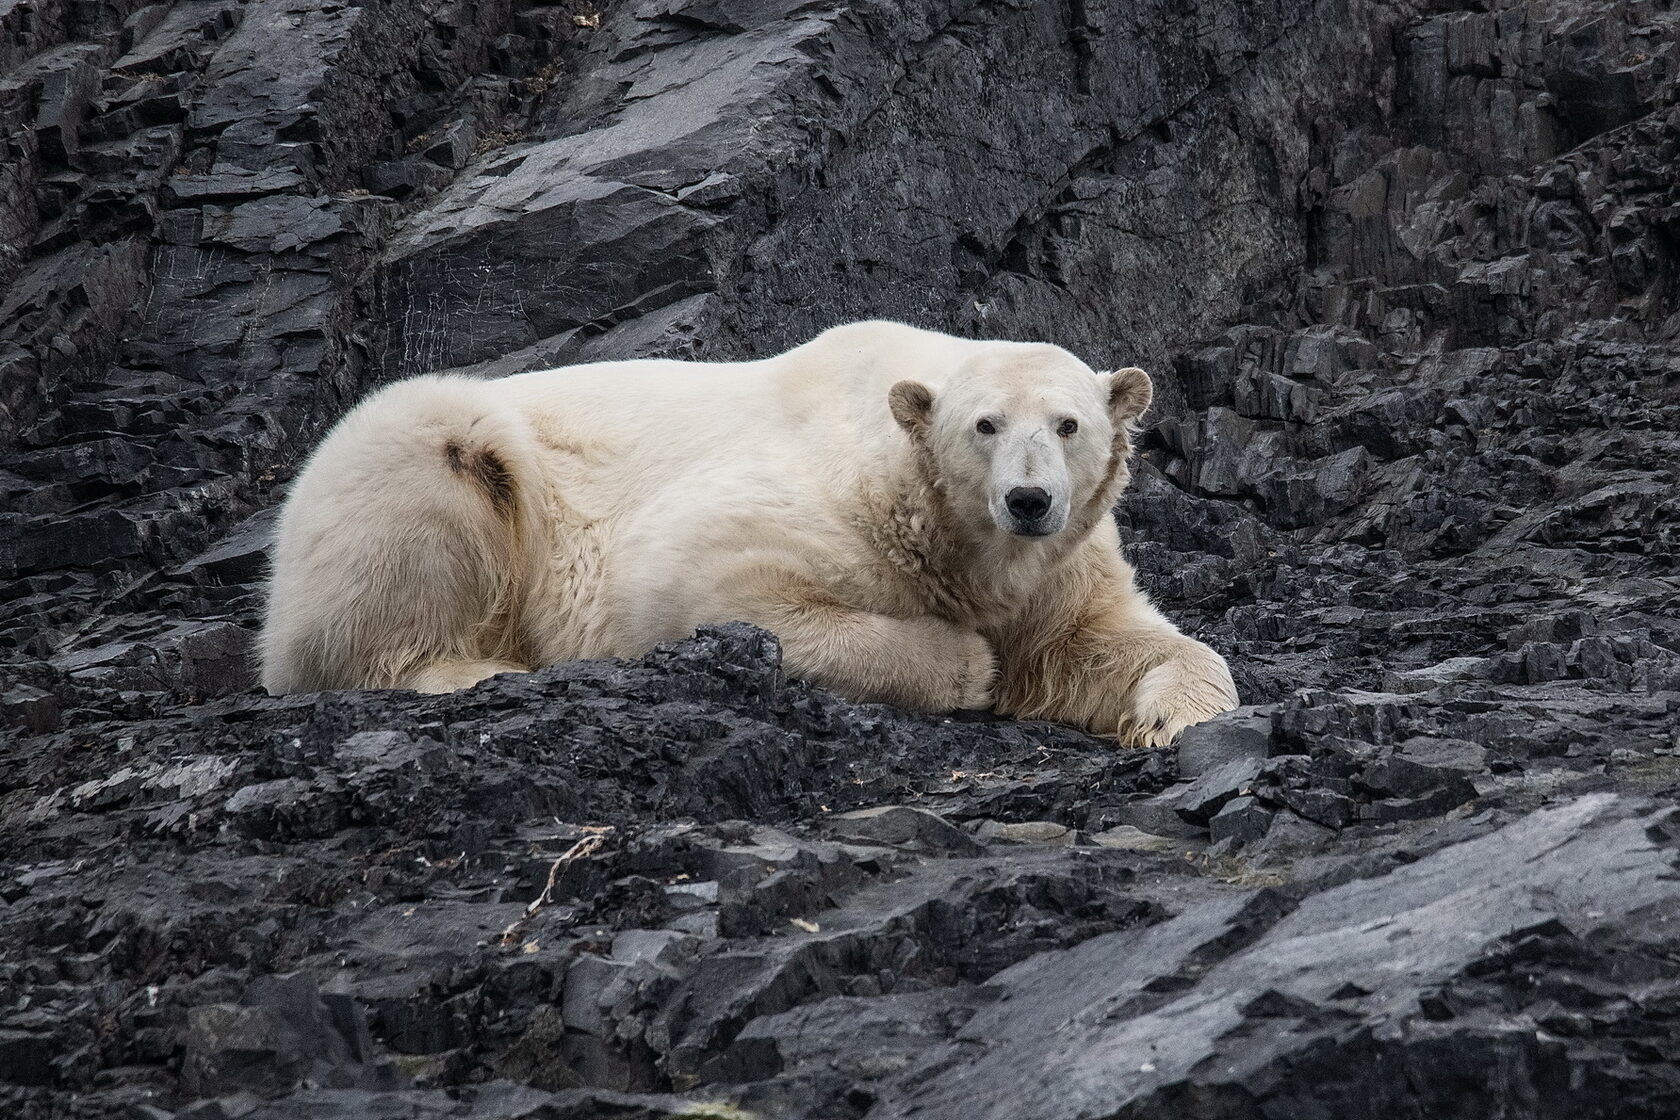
[259,375,537,694]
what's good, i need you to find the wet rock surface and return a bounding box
[2,0,1678,1116]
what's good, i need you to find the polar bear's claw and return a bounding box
[1116,649,1239,749]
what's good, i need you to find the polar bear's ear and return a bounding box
[888,380,935,435]
[1103,367,1153,426]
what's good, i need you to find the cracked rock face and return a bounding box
[3,0,1679,1117]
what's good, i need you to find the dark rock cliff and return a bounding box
[2,0,1678,1116]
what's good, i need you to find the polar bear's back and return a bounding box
[491,326,930,486]
[498,357,796,463]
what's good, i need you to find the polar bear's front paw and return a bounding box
[1116,646,1239,749]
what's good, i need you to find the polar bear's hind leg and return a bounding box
[260,376,538,694]
[406,658,530,693]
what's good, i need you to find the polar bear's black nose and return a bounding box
[1006,486,1052,523]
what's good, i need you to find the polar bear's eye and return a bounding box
[976,418,997,435]
[1057,418,1079,437]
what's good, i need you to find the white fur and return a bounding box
[260,321,1239,745]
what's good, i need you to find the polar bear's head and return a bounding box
[888,346,1152,539]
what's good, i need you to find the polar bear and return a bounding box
[259,321,1237,746]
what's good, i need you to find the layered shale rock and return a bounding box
[2,0,1678,1117]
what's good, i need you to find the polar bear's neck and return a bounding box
[857,455,1085,627]
[857,432,1136,627]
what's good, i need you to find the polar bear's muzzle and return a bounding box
[985,427,1073,537]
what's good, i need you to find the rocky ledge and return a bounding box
[2,0,1679,1117]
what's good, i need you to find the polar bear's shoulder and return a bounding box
[788,320,974,368]
[784,321,1078,385]
[774,321,1001,405]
